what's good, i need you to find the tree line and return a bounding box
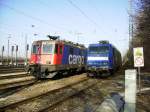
[124,0,150,71]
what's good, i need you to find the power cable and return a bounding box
[0,2,68,31]
[67,0,107,34]
[87,0,128,40]
[0,29,9,35]
[37,0,78,36]
[0,23,30,32]
[87,0,104,22]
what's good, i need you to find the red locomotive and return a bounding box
[27,36,87,78]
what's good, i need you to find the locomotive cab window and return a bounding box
[42,44,54,54]
[89,46,109,54]
[32,45,40,54]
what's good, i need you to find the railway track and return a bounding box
[0,71,125,112]
[0,66,25,74]
[0,72,29,79]
[0,72,36,97]
[0,73,96,112]
[0,75,36,90]
[141,73,150,87]
[46,73,125,112]
[0,73,124,112]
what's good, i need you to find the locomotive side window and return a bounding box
[79,50,81,55]
[59,45,63,54]
[69,47,73,54]
[43,44,53,54]
[55,44,58,54]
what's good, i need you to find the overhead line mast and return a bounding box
[129,0,133,49]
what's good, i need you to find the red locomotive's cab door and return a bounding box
[54,43,63,64]
[30,44,41,64]
[57,44,63,64]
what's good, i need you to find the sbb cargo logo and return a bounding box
[68,55,84,64]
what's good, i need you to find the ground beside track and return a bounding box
[45,71,150,112]
[0,70,149,112]
[0,71,124,112]
[45,71,124,112]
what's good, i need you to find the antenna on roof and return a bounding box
[47,35,60,40]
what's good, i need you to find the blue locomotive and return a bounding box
[87,41,122,77]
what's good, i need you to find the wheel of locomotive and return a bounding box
[87,72,94,77]
[28,68,33,75]
[100,72,111,78]
[67,69,73,76]
[55,71,63,78]
[44,69,49,76]
[62,70,68,77]
[110,69,114,75]
[50,72,60,79]
[25,65,30,75]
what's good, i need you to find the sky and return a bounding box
[0,0,129,58]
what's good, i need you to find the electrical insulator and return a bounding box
[12,46,14,52]
[27,44,29,51]
[16,45,18,51]
[2,46,4,52]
